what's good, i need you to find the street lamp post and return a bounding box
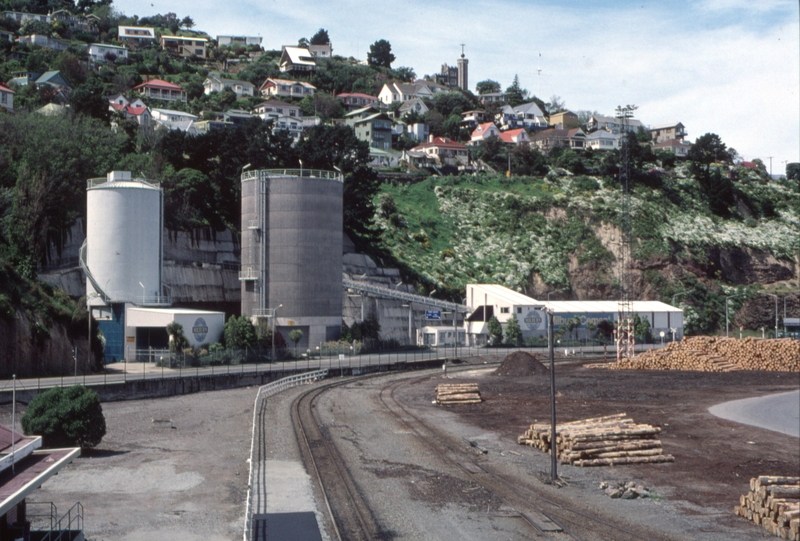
[671,289,693,307]
[271,304,283,362]
[725,293,747,337]
[765,294,778,339]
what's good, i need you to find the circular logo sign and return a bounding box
[523,310,545,331]
[192,317,208,343]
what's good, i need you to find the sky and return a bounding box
[113,0,800,175]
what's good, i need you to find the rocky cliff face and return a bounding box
[0,311,89,379]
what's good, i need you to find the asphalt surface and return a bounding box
[709,389,800,437]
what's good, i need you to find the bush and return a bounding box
[21,386,106,449]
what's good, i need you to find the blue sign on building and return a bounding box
[426,310,442,320]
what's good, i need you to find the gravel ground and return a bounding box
[1,387,256,541]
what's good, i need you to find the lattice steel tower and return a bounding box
[615,104,637,361]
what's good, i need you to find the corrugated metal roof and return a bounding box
[469,284,541,306]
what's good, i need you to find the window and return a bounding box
[500,307,510,314]
[1,93,5,104]
[517,307,522,313]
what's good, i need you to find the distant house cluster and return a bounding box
[0,8,696,169]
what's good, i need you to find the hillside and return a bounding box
[374,166,800,335]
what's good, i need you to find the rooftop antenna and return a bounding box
[460,43,465,58]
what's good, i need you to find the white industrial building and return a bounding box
[464,284,684,345]
[84,171,224,362]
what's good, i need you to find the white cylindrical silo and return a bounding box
[86,171,163,304]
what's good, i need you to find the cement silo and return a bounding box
[84,171,164,304]
[240,169,343,350]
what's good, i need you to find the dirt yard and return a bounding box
[405,354,800,526]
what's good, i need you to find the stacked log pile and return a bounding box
[517,413,674,467]
[435,383,482,405]
[735,476,800,540]
[608,337,800,372]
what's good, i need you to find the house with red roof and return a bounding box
[469,122,500,145]
[499,128,530,146]
[336,92,378,112]
[109,102,151,126]
[0,83,13,112]
[411,136,470,167]
[132,78,187,103]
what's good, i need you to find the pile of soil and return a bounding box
[492,351,548,377]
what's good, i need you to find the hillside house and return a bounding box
[548,110,580,130]
[336,92,378,111]
[495,105,521,131]
[649,122,686,144]
[260,78,316,99]
[223,109,256,125]
[1,11,50,23]
[118,26,156,49]
[411,136,469,167]
[585,130,622,151]
[309,43,332,58]
[531,128,586,152]
[279,46,316,73]
[203,72,255,97]
[653,138,692,157]
[345,107,394,150]
[398,97,429,117]
[460,110,492,130]
[17,34,71,51]
[50,9,98,33]
[0,29,13,42]
[160,35,208,59]
[109,101,150,126]
[0,84,13,112]
[151,107,198,132]
[88,43,128,63]
[132,78,187,102]
[253,100,301,120]
[499,128,530,146]
[479,92,507,105]
[513,102,548,131]
[378,81,443,105]
[217,35,262,47]
[469,122,500,145]
[33,70,71,102]
[585,114,645,134]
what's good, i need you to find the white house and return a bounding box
[203,72,255,97]
[585,114,645,134]
[88,43,129,63]
[260,78,316,99]
[653,139,692,157]
[585,130,623,151]
[378,81,442,105]
[469,122,500,145]
[398,97,429,117]
[279,46,316,73]
[217,35,262,47]
[513,102,548,130]
[151,108,199,132]
[17,34,71,51]
[253,99,302,120]
[118,26,156,49]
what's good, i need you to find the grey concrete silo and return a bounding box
[240,169,343,350]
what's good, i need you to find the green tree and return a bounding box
[505,75,527,106]
[310,28,330,45]
[475,79,501,94]
[21,386,106,449]
[633,314,652,343]
[786,162,799,191]
[504,314,522,346]
[688,133,736,215]
[367,39,395,68]
[545,95,566,114]
[289,328,303,354]
[180,16,194,29]
[70,77,109,121]
[487,316,503,345]
[224,315,257,349]
[393,66,416,82]
[166,321,190,352]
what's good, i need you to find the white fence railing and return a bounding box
[243,369,328,541]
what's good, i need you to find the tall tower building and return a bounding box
[457,44,468,91]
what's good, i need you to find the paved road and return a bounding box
[709,389,800,437]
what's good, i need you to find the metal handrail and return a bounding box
[239,267,260,281]
[87,176,160,189]
[241,169,343,182]
[243,369,328,541]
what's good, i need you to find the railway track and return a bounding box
[291,367,679,541]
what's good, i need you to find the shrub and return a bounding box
[21,386,106,449]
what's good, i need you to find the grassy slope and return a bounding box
[374,168,800,310]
